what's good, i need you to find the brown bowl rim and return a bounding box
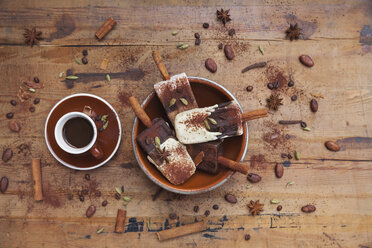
[131,76,249,194]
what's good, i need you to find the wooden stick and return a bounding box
[156,221,207,241]
[95,17,116,40]
[218,156,249,175]
[129,96,152,127]
[241,108,268,122]
[152,50,170,80]
[193,151,204,167]
[114,209,127,233]
[32,158,43,201]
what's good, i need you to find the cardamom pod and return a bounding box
[180,98,188,105]
[66,75,78,80]
[101,115,108,122]
[74,56,82,65]
[155,136,161,147]
[96,227,104,234]
[123,196,131,202]
[259,45,264,55]
[208,118,217,125]
[302,127,311,131]
[58,72,64,78]
[28,88,36,93]
[294,151,300,160]
[172,30,179,36]
[286,181,294,188]
[106,74,111,81]
[169,98,176,107]
[270,199,280,204]
[115,187,122,195]
[204,119,211,130]
[103,121,109,130]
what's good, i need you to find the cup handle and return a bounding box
[90,143,104,159]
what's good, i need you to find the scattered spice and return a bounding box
[228,28,235,36]
[291,95,297,101]
[224,45,235,60]
[153,147,170,164]
[82,50,88,56]
[286,181,294,188]
[212,204,219,210]
[258,45,264,55]
[180,98,188,106]
[299,55,314,67]
[246,86,253,92]
[246,185,252,189]
[95,17,116,40]
[147,221,151,230]
[115,187,122,195]
[270,199,280,204]
[86,205,96,218]
[29,106,35,112]
[245,234,251,241]
[310,99,318,112]
[205,58,217,73]
[224,193,237,204]
[102,200,108,206]
[154,136,161,148]
[58,72,64,78]
[23,27,42,47]
[114,193,121,200]
[279,120,302,125]
[294,151,300,160]
[275,163,284,178]
[216,9,231,25]
[74,56,83,65]
[96,227,104,234]
[79,195,84,202]
[204,210,210,216]
[106,74,111,81]
[288,80,294,87]
[169,213,177,220]
[203,23,209,29]
[281,153,287,158]
[82,57,88,64]
[0,177,9,193]
[66,75,78,80]
[8,121,21,132]
[193,205,199,212]
[204,119,211,130]
[34,77,39,83]
[172,30,179,36]
[123,196,131,202]
[177,43,189,50]
[300,121,307,128]
[325,141,340,152]
[267,83,274,90]
[241,62,267,73]
[195,38,201,46]
[28,88,36,93]
[194,33,200,39]
[100,59,109,70]
[247,200,264,216]
[303,127,311,131]
[33,98,40,104]
[266,94,283,111]
[302,205,316,213]
[277,205,282,211]
[218,43,223,49]
[6,112,14,119]
[247,173,261,183]
[10,100,17,106]
[285,23,301,41]
[84,174,90,181]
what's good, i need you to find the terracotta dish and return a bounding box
[132,77,249,194]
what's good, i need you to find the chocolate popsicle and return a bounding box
[130,96,196,185]
[187,140,223,174]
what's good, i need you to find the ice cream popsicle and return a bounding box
[129,96,196,185]
[154,73,198,126]
[174,101,268,144]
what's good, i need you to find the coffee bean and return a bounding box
[102,200,108,206]
[169,213,177,220]
[244,234,251,241]
[277,205,282,211]
[218,43,223,49]
[246,86,253,92]
[84,174,90,180]
[275,163,284,178]
[2,148,13,162]
[195,38,201,46]
[301,204,316,213]
[29,107,35,113]
[33,98,40,104]
[194,33,200,39]
[193,205,199,213]
[287,153,293,159]
[205,58,217,73]
[273,81,279,89]
[82,57,88,64]
[10,100,17,106]
[0,176,9,193]
[267,83,274,90]
[247,173,261,183]
[281,153,287,158]
[299,55,314,67]
[6,112,14,119]
[121,185,125,193]
[204,210,210,216]
[300,121,307,128]
[288,80,294,87]
[34,77,39,83]
[86,205,96,218]
[310,99,318,112]
[115,193,121,200]
[228,28,235,36]
[212,204,219,210]
[224,193,237,204]
[224,45,235,60]
[82,50,88,56]
[95,191,102,197]
[325,141,340,152]
[79,195,85,202]
[285,134,291,140]
[203,23,209,29]
[82,189,88,195]
[291,95,297,101]
[8,121,21,132]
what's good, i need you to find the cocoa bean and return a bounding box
[0,176,9,193]
[310,99,318,112]
[8,121,21,132]
[86,205,96,218]
[224,45,235,60]
[299,55,314,67]
[224,193,237,204]
[2,148,13,162]
[205,58,217,73]
[325,141,340,152]
[301,204,316,213]
[247,173,261,183]
[275,163,284,178]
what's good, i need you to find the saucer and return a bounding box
[45,93,122,170]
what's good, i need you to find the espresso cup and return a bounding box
[54,112,97,155]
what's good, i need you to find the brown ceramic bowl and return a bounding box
[132,77,249,194]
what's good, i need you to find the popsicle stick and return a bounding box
[152,50,170,80]
[156,221,207,241]
[218,156,249,175]
[241,108,268,122]
[129,96,152,127]
[193,151,205,166]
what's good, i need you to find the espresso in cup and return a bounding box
[63,117,94,148]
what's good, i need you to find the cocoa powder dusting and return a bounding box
[265,65,287,91]
[182,112,208,131]
[250,154,267,170]
[118,91,132,107]
[43,183,62,208]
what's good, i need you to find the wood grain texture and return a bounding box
[0,0,372,247]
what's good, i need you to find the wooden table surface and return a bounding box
[1,0,372,247]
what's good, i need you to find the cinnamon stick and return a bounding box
[129,96,152,127]
[114,209,127,233]
[152,50,170,80]
[32,158,43,201]
[95,17,116,40]
[156,221,207,241]
[241,108,268,122]
[218,156,249,175]
[241,62,267,73]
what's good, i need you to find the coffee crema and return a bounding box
[62,117,94,148]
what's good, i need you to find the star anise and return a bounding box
[23,27,42,47]
[266,94,283,111]
[154,147,170,164]
[285,23,301,41]
[247,200,264,216]
[216,9,231,26]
